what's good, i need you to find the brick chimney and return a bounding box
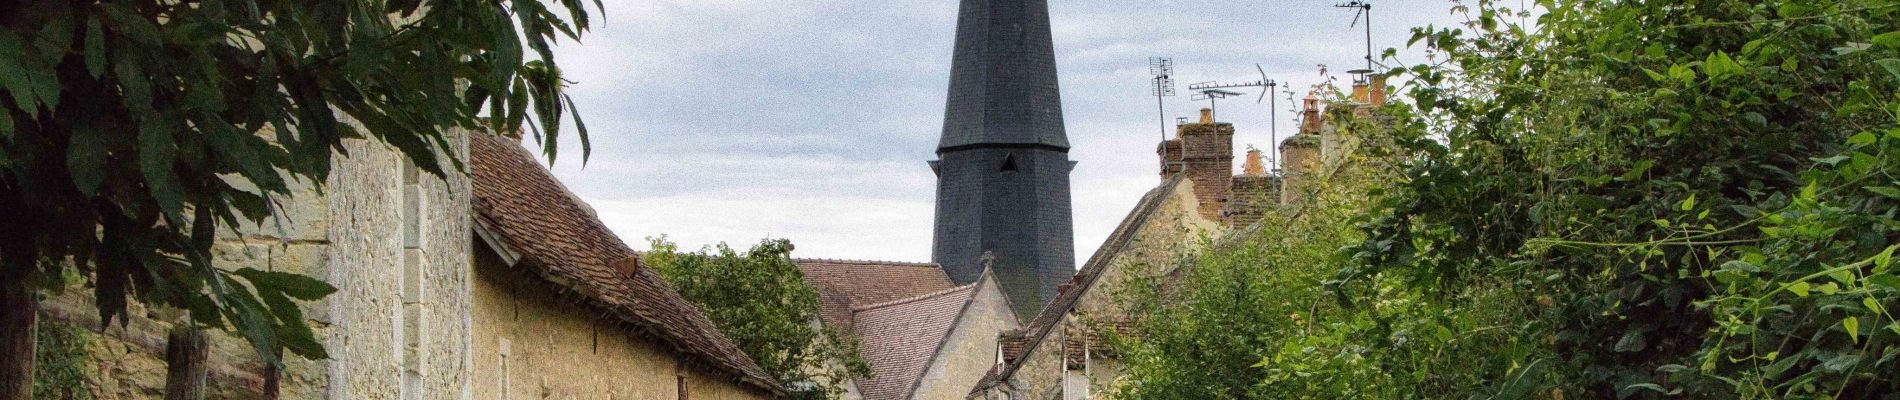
[1281,98,1324,206]
[1300,93,1322,134]
[1369,75,1388,106]
[1164,108,1236,220]
[1241,148,1266,177]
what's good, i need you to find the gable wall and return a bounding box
[911,277,1020,400]
[1001,177,1216,399]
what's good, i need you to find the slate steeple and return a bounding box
[930,0,1074,320]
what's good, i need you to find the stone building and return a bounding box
[967,81,1383,398]
[795,259,1020,400]
[31,131,781,399]
[468,134,780,399]
[37,129,478,399]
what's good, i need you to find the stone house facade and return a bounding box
[32,131,780,400]
[467,133,779,400]
[969,81,1382,398]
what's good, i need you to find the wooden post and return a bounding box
[163,322,210,400]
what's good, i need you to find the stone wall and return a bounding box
[468,245,766,400]
[997,177,1215,400]
[35,130,474,400]
[911,277,1018,400]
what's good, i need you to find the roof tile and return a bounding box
[469,134,779,393]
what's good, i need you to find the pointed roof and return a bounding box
[468,134,779,394]
[938,0,1069,150]
[851,284,979,400]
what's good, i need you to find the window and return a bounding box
[1000,154,1018,172]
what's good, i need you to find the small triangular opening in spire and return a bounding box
[1000,154,1019,172]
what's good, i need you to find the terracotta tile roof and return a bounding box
[794,259,954,334]
[849,284,977,400]
[999,329,1029,365]
[989,175,1187,385]
[469,134,779,394]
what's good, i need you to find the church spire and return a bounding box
[931,0,1075,321]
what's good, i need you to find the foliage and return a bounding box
[32,318,93,400]
[1116,0,1900,398]
[1342,0,1900,398]
[644,238,869,399]
[0,0,595,368]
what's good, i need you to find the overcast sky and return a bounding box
[535,0,1470,265]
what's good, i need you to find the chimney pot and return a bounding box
[1242,149,1266,177]
[1199,108,1214,124]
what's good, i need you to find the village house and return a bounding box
[32,130,780,399]
[968,78,1386,399]
[792,259,1020,400]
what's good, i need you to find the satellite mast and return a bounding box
[1188,65,1279,164]
[1149,57,1176,141]
[1335,0,1374,71]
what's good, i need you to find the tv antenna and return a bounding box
[1190,88,1244,123]
[1188,64,1280,165]
[1335,0,1374,71]
[1149,57,1176,141]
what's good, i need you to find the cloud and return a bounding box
[538,0,1465,267]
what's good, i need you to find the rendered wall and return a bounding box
[468,246,766,400]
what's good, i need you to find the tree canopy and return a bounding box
[645,238,868,399]
[0,0,595,374]
[1114,0,1900,398]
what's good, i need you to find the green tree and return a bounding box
[0,0,595,398]
[1346,0,1900,397]
[645,238,868,399]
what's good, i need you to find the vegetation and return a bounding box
[32,319,93,400]
[1115,0,1900,398]
[644,238,869,399]
[0,0,595,397]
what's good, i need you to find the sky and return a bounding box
[536,0,1471,265]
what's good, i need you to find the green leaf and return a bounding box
[66,125,108,196]
[84,16,105,78]
[1869,275,1900,290]
[1844,317,1860,343]
[1614,330,1646,352]
[1679,194,1695,211]
[234,268,337,301]
[1778,3,1816,18]
[1875,31,1900,48]
[1876,245,1896,272]
[1642,68,1666,82]
[1703,51,1744,79]
[1869,186,1900,200]
[1787,281,1811,297]
[1849,131,1878,146]
[1818,282,1841,295]
[1865,297,1881,313]
[1879,59,1900,82]
[0,30,39,116]
[138,121,184,220]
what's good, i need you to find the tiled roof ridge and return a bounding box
[468,134,781,394]
[850,283,975,312]
[990,175,1188,384]
[792,257,939,268]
